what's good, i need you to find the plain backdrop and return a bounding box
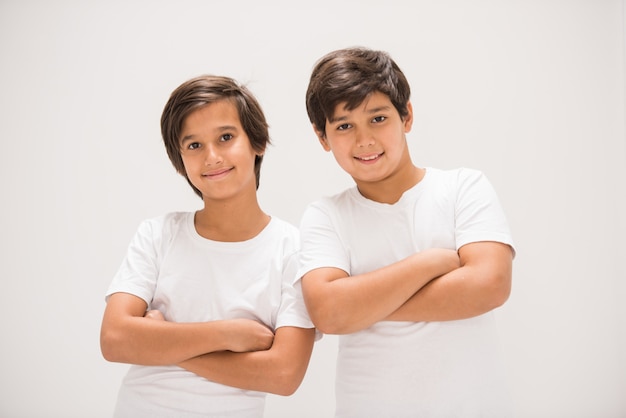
[1,1,624,417]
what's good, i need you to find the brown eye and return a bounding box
[372,116,386,123]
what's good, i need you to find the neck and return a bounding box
[356,163,425,204]
[195,192,269,242]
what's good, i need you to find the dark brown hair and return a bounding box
[305,47,411,137]
[161,75,270,198]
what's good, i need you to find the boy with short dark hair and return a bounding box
[101,75,316,417]
[299,47,515,417]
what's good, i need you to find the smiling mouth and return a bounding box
[202,168,233,177]
[355,152,384,161]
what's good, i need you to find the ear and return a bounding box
[403,101,414,133]
[313,124,331,152]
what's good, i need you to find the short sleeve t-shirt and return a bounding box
[298,168,515,418]
[107,213,314,417]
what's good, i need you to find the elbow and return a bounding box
[268,366,307,396]
[486,272,512,310]
[100,337,118,363]
[309,315,335,335]
[305,296,357,334]
[314,320,349,336]
[272,380,300,397]
[266,343,314,396]
[494,285,511,308]
[100,328,126,363]
[308,307,351,335]
[303,282,357,334]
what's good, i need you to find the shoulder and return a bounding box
[268,217,299,240]
[265,216,300,248]
[423,167,492,195]
[304,187,358,215]
[134,211,192,243]
[426,167,484,183]
[299,188,357,231]
[139,211,190,229]
[455,167,489,184]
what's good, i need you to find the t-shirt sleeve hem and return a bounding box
[457,233,516,258]
[104,285,152,305]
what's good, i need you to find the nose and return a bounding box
[203,144,223,166]
[355,127,375,148]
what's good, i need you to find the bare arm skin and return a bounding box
[386,241,513,322]
[100,292,274,366]
[178,326,316,396]
[301,248,460,335]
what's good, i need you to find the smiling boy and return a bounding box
[298,47,515,417]
[101,75,315,417]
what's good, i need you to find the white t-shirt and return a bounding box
[106,212,314,418]
[298,167,515,418]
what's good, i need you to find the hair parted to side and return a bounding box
[305,47,411,138]
[160,75,270,198]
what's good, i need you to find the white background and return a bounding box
[1,1,624,417]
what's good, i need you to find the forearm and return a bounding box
[386,242,513,322]
[179,327,316,396]
[101,317,235,366]
[303,249,459,334]
[101,293,273,366]
[386,266,510,322]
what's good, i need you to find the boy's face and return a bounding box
[317,91,413,188]
[179,100,261,202]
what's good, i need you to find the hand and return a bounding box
[144,310,165,321]
[143,310,273,353]
[223,318,275,353]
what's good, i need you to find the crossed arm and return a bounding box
[178,326,315,396]
[301,241,513,335]
[100,292,315,395]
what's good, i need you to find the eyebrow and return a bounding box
[328,105,392,124]
[180,125,239,143]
